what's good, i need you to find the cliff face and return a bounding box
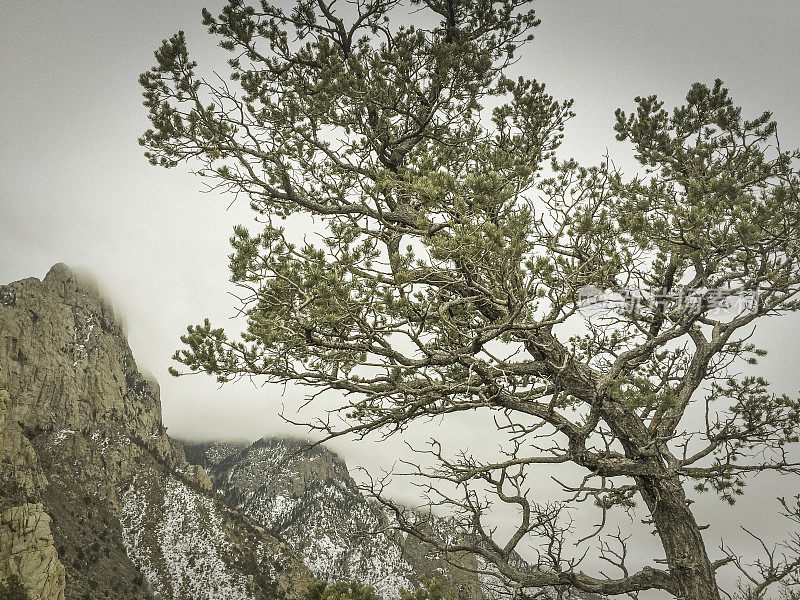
[0,265,311,600]
[184,438,486,600]
[0,503,65,600]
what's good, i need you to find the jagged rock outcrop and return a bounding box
[185,438,485,600]
[0,503,65,600]
[0,264,312,599]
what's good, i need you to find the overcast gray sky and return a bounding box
[3,1,800,594]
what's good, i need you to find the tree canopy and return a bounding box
[140,1,800,598]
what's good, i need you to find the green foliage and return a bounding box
[304,578,454,600]
[396,578,455,600]
[0,575,30,600]
[305,580,380,600]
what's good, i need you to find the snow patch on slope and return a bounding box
[200,439,419,599]
[120,474,254,600]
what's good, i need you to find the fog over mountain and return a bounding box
[3,2,800,597]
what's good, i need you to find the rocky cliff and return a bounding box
[0,503,65,600]
[0,265,311,600]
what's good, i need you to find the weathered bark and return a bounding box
[598,396,721,599]
[637,471,721,600]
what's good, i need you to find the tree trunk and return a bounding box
[637,471,721,600]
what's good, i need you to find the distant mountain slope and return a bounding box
[185,439,602,600]
[0,264,311,600]
[185,438,485,600]
[185,439,494,600]
[186,438,456,598]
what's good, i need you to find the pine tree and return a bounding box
[140,1,800,598]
